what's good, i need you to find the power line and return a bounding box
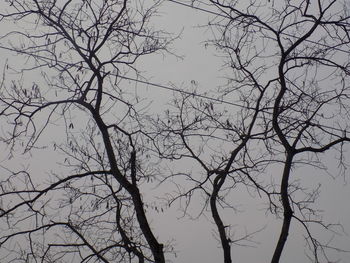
[117,75,246,108]
[168,0,221,17]
[0,44,244,108]
[1,0,349,109]
[166,0,350,56]
[0,46,347,134]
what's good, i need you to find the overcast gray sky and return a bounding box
[1,0,350,262]
[129,1,350,262]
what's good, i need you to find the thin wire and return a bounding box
[0,44,245,108]
[168,0,222,17]
[0,45,347,134]
[118,75,247,108]
[167,0,350,55]
[0,0,348,107]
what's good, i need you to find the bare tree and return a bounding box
[153,0,350,262]
[152,75,272,263]
[1,0,350,263]
[0,0,172,262]
[205,0,350,262]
